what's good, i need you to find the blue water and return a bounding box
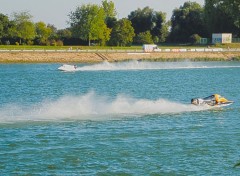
[0,61,240,175]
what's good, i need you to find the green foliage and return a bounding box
[47,24,58,40]
[128,7,155,34]
[17,21,35,43]
[27,40,34,45]
[56,40,64,46]
[69,4,111,46]
[128,7,168,43]
[102,0,117,18]
[12,11,33,24]
[169,2,207,43]
[135,31,153,44]
[12,11,35,44]
[151,11,169,43]
[102,0,117,29]
[35,21,52,45]
[57,29,72,39]
[224,0,240,29]
[189,34,201,44]
[0,14,9,38]
[205,0,239,36]
[108,18,135,46]
[1,1,239,46]
[0,13,17,39]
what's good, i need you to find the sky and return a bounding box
[0,0,204,29]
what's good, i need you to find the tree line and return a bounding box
[0,0,239,46]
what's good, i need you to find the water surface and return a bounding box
[0,61,240,175]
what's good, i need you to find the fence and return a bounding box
[232,38,240,43]
[0,48,240,53]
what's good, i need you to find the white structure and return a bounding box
[212,33,232,44]
[142,44,161,52]
[200,38,208,44]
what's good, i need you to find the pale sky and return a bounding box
[0,0,204,29]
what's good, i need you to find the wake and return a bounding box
[74,61,240,71]
[0,92,209,123]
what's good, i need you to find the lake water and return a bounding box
[0,61,240,175]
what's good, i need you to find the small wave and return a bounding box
[74,61,240,71]
[0,92,209,123]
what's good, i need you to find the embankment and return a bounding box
[0,51,240,63]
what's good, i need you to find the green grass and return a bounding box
[1,43,239,50]
[214,43,240,48]
[0,45,142,50]
[0,44,209,50]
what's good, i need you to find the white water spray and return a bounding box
[72,61,240,72]
[0,92,209,123]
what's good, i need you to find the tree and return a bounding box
[205,0,239,36]
[169,2,207,43]
[47,24,58,40]
[128,7,155,35]
[0,14,10,39]
[135,31,153,44]
[0,13,17,44]
[57,29,72,39]
[102,0,117,18]
[224,0,240,29]
[189,34,201,44]
[69,4,111,46]
[12,11,35,44]
[128,7,168,43]
[151,12,169,43]
[35,21,52,45]
[108,18,135,46]
[101,0,117,29]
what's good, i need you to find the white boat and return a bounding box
[58,64,77,72]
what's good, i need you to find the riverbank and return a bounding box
[0,51,240,63]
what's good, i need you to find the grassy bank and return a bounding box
[0,44,212,51]
[1,43,240,51]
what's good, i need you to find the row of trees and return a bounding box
[0,11,72,46]
[0,0,239,46]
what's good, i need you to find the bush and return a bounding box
[134,31,154,44]
[189,34,201,44]
[27,40,34,45]
[56,40,64,46]
[5,40,10,45]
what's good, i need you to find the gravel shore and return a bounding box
[0,51,240,63]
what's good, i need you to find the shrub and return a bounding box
[27,40,34,45]
[5,40,10,45]
[135,31,153,44]
[189,34,201,44]
[56,40,64,46]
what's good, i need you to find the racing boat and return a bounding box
[191,94,233,107]
[58,64,77,72]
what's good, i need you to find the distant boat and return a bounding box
[58,64,77,72]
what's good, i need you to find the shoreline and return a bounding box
[0,51,240,63]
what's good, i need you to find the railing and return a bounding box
[0,48,239,53]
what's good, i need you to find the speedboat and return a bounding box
[191,94,233,107]
[58,64,77,72]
